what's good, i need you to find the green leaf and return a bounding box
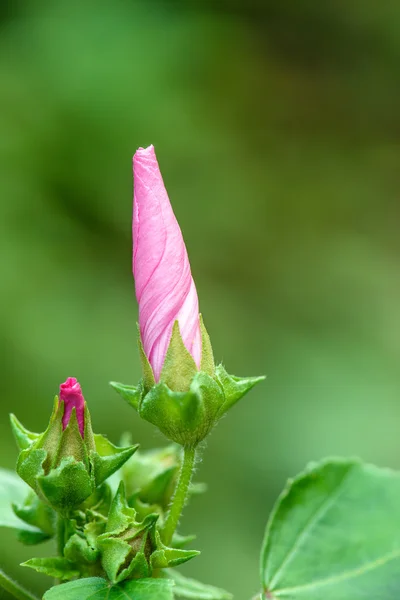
[13,491,55,535]
[0,468,43,534]
[166,569,233,599]
[22,557,79,580]
[109,381,142,411]
[43,576,174,600]
[261,458,400,599]
[12,490,55,544]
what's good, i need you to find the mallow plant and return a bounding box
[1,146,400,600]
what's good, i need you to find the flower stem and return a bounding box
[56,515,66,557]
[55,515,66,585]
[162,446,196,545]
[0,568,40,600]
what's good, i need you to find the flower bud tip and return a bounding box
[59,377,85,437]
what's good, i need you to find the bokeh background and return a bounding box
[1,0,400,598]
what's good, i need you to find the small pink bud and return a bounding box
[133,145,201,381]
[59,377,85,437]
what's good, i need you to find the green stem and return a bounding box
[55,515,66,585]
[162,446,196,545]
[56,515,66,557]
[0,568,40,600]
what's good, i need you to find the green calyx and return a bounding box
[10,400,138,514]
[111,316,265,448]
[97,482,198,583]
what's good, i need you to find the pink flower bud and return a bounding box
[59,377,85,437]
[133,145,201,381]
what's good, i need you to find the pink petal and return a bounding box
[133,145,201,380]
[59,377,85,437]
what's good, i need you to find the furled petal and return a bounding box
[59,377,85,437]
[133,145,201,380]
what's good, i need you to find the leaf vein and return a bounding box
[274,549,400,596]
[269,466,353,589]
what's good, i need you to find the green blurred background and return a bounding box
[1,0,400,598]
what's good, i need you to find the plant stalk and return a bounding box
[0,568,40,600]
[56,514,66,557]
[162,446,196,545]
[55,514,66,585]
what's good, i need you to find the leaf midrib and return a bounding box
[274,548,400,596]
[268,465,352,589]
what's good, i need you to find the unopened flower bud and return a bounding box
[11,378,138,513]
[112,145,264,449]
[133,145,201,383]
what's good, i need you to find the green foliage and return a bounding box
[22,557,80,580]
[13,490,55,544]
[261,458,400,599]
[165,570,232,599]
[97,482,198,583]
[0,468,45,536]
[43,577,174,600]
[120,445,181,513]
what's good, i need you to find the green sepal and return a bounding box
[21,557,80,580]
[12,490,55,540]
[36,398,64,471]
[64,532,99,565]
[160,321,198,392]
[37,457,94,514]
[150,530,200,569]
[109,381,142,411]
[199,314,215,378]
[105,481,138,533]
[139,372,224,448]
[16,447,46,492]
[215,364,265,416]
[90,434,139,487]
[137,324,156,392]
[9,414,40,450]
[55,408,89,469]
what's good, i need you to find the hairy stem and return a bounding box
[56,515,66,557]
[162,446,196,545]
[0,568,40,600]
[55,515,66,584]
